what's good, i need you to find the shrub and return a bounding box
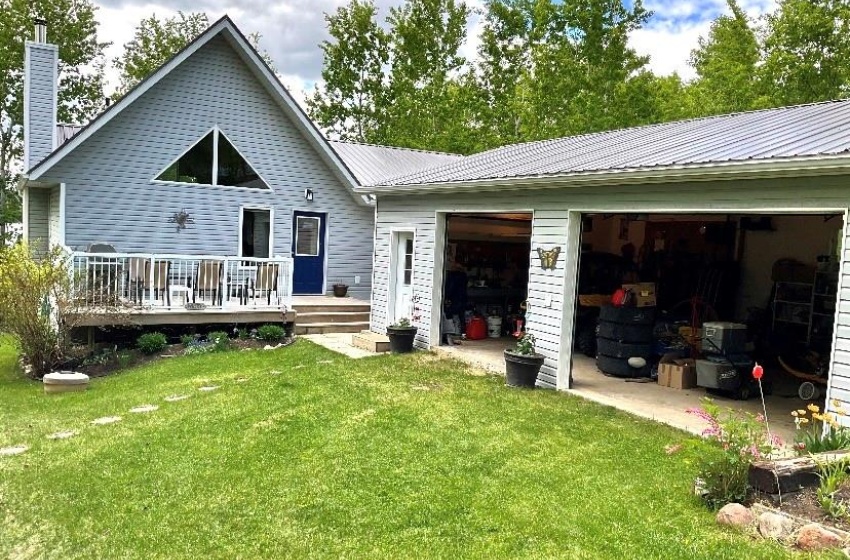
[206,331,231,352]
[235,327,250,340]
[511,333,536,356]
[137,332,168,355]
[116,351,134,369]
[0,243,125,378]
[180,334,196,347]
[257,324,285,342]
[687,398,781,509]
[792,402,850,455]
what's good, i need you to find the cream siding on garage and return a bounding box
[371,175,850,401]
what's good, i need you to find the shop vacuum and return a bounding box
[694,322,761,400]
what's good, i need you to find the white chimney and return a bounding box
[24,17,58,171]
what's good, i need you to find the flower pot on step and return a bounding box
[504,350,544,388]
[332,284,348,297]
[386,326,417,353]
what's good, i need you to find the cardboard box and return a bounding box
[678,326,702,352]
[658,354,697,390]
[622,282,657,307]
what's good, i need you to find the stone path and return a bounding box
[3,372,257,460]
[0,445,28,456]
[47,431,77,440]
[91,416,122,425]
[129,405,158,413]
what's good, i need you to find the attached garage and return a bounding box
[361,100,850,424]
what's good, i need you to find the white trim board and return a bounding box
[25,17,367,206]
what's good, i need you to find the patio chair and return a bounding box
[253,262,280,306]
[194,260,223,306]
[127,259,171,306]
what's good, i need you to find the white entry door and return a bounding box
[392,232,414,322]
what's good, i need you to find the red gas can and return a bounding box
[465,316,488,340]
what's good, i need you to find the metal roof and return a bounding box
[373,99,850,188]
[328,141,464,186]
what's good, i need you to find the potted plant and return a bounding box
[332,282,349,297]
[386,317,417,353]
[504,333,544,388]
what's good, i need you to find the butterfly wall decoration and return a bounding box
[537,246,561,270]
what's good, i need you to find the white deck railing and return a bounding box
[70,252,294,312]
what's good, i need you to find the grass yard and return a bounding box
[0,338,820,559]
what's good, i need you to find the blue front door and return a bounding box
[292,211,326,294]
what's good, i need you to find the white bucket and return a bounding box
[486,316,502,338]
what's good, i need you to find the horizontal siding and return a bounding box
[27,188,49,255]
[374,175,850,396]
[25,43,57,170]
[40,35,373,299]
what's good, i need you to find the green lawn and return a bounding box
[0,338,814,559]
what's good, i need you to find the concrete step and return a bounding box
[296,311,371,324]
[296,322,370,335]
[352,331,390,353]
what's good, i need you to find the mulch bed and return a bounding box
[71,338,295,378]
[755,485,850,533]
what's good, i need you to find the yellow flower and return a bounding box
[791,411,799,417]
[836,407,849,416]
[833,399,841,408]
[800,418,810,424]
[813,413,823,422]
[798,409,808,416]
[808,404,820,413]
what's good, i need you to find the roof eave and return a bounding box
[353,154,850,195]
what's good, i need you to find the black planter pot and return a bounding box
[504,350,544,388]
[387,326,417,353]
[332,284,349,297]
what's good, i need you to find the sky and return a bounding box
[93,0,778,106]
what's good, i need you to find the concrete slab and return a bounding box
[437,338,799,443]
[301,333,378,359]
[352,331,390,353]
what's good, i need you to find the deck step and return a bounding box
[295,322,370,335]
[352,331,390,353]
[292,303,370,314]
[295,311,370,324]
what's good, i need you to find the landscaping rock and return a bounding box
[164,395,189,402]
[796,523,843,551]
[716,503,755,529]
[758,511,793,540]
[198,385,219,392]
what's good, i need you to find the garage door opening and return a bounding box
[438,213,532,357]
[573,212,844,433]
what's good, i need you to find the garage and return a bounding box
[363,100,850,430]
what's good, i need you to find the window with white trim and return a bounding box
[156,129,269,189]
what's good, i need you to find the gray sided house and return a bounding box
[358,100,850,424]
[20,16,454,304]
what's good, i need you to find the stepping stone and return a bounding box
[198,386,219,392]
[91,416,122,425]
[43,371,90,394]
[292,365,305,370]
[318,360,334,365]
[235,377,249,383]
[164,395,189,402]
[47,430,77,440]
[0,445,28,456]
[269,370,282,375]
[129,405,158,413]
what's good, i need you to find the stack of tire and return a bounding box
[596,305,655,378]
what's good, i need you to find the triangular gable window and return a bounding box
[156,128,269,189]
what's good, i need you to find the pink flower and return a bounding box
[755,414,765,423]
